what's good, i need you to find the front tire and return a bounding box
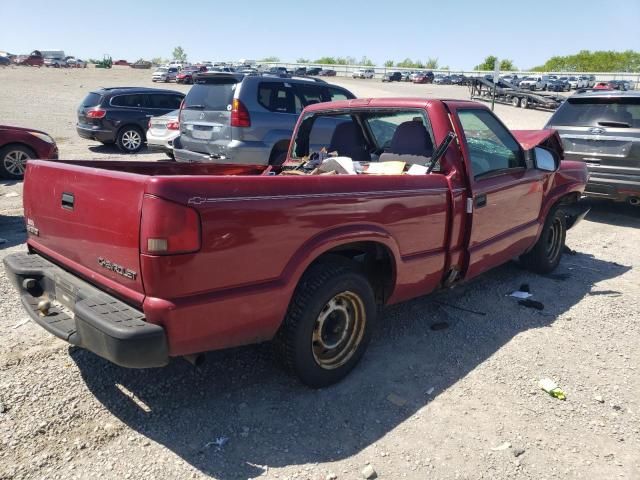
[520,207,566,274]
[116,126,144,153]
[0,144,35,179]
[274,263,377,388]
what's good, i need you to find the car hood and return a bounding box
[0,125,49,136]
[511,129,564,158]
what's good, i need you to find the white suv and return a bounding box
[152,67,179,82]
[352,68,375,79]
[519,76,544,91]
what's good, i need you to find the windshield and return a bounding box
[549,97,640,127]
[185,79,238,111]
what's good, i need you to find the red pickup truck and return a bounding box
[4,98,589,387]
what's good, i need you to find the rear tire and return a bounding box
[0,144,35,179]
[274,263,377,388]
[520,97,529,109]
[116,126,144,153]
[520,207,566,274]
[511,97,520,107]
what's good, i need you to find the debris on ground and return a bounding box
[326,473,338,480]
[563,245,578,255]
[430,321,449,331]
[387,393,407,407]
[204,437,229,450]
[594,394,604,403]
[12,318,29,329]
[426,387,435,396]
[491,442,512,451]
[0,401,7,413]
[4,192,19,198]
[509,290,532,299]
[513,448,525,457]
[518,299,545,310]
[361,464,377,479]
[539,378,566,400]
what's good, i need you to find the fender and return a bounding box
[279,223,401,300]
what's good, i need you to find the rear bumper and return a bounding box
[146,131,179,152]
[3,252,168,368]
[584,172,640,202]
[173,140,270,165]
[76,124,115,143]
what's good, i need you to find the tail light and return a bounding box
[230,98,251,127]
[167,121,180,130]
[141,195,200,255]
[86,108,106,119]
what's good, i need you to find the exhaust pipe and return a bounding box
[183,354,206,367]
[629,197,640,207]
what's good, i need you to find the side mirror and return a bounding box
[533,147,559,172]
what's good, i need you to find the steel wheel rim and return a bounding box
[545,217,562,261]
[122,130,142,150]
[312,291,366,370]
[3,150,29,175]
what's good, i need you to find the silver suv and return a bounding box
[545,90,640,205]
[174,73,355,165]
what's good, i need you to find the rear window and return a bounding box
[81,92,102,107]
[185,79,238,111]
[549,97,640,128]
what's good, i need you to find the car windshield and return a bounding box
[549,97,640,127]
[523,77,535,81]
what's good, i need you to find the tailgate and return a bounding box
[23,160,147,298]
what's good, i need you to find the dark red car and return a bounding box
[16,51,44,67]
[176,67,205,84]
[0,125,58,179]
[114,59,130,66]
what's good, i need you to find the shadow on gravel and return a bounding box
[583,198,640,228]
[0,214,25,250]
[73,253,630,479]
[0,179,22,187]
[88,144,162,156]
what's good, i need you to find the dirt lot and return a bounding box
[0,67,639,480]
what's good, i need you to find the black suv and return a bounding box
[76,87,185,153]
[546,91,640,205]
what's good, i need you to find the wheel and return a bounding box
[0,144,34,179]
[274,262,377,388]
[116,126,144,153]
[520,97,529,109]
[520,207,566,274]
[511,96,520,107]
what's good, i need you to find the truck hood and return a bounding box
[511,129,564,159]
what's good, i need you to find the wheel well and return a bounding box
[269,140,290,162]
[307,242,395,305]
[0,143,36,156]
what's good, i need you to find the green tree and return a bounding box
[151,57,167,65]
[260,56,280,62]
[384,60,394,68]
[359,56,375,66]
[396,58,424,69]
[296,57,310,63]
[499,59,516,71]
[315,56,338,64]
[172,46,187,63]
[475,55,498,71]
[425,57,439,69]
[531,50,640,72]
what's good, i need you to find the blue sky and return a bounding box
[1,0,638,69]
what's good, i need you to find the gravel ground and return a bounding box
[1,67,639,480]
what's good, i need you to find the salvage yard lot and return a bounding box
[1,67,639,480]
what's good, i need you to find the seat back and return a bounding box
[388,121,434,157]
[328,122,371,162]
